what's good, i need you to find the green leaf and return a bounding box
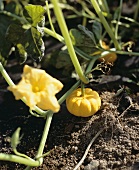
[6,24,25,44]
[113,7,121,20]
[24,4,46,26]
[11,127,21,149]
[92,21,102,41]
[0,1,26,65]
[6,22,45,62]
[78,24,96,45]
[56,50,72,69]
[0,15,12,65]
[70,27,99,55]
[26,26,45,61]
[70,29,83,46]
[70,28,95,48]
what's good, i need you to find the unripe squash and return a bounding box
[98,41,117,64]
[98,51,117,64]
[66,88,101,117]
[91,41,117,64]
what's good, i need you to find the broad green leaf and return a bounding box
[70,29,85,46]
[92,21,102,41]
[6,24,25,44]
[26,26,45,61]
[0,1,25,65]
[6,23,45,62]
[56,50,72,69]
[0,14,12,65]
[24,5,46,26]
[70,28,95,48]
[70,27,98,55]
[78,24,96,45]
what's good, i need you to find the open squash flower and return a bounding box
[8,65,63,112]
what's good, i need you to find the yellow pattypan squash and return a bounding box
[66,88,101,117]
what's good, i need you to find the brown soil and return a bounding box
[0,55,139,170]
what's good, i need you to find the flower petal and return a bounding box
[37,92,60,112]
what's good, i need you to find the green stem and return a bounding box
[90,0,121,50]
[24,112,53,170]
[115,50,139,56]
[36,112,53,159]
[45,1,59,41]
[0,62,47,117]
[0,153,40,167]
[58,80,81,104]
[44,28,92,60]
[85,56,100,75]
[115,0,123,39]
[0,10,27,23]
[80,1,96,18]
[98,0,109,13]
[121,16,139,25]
[81,82,85,97]
[134,0,139,20]
[51,0,89,84]
[0,62,15,86]
[44,27,64,42]
[25,80,80,170]
[13,149,33,161]
[103,0,110,13]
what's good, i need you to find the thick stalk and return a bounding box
[90,0,121,50]
[98,0,109,13]
[51,0,89,84]
[44,28,92,60]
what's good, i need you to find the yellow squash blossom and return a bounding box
[8,65,63,112]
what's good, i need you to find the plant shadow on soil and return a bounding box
[0,54,139,170]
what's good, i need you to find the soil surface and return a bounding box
[0,53,139,170]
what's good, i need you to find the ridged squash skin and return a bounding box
[66,88,101,117]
